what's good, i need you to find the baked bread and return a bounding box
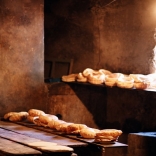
[9,112,28,122]
[129,74,150,89]
[95,129,122,142]
[28,109,45,117]
[105,73,123,87]
[80,127,100,139]
[87,72,105,85]
[66,123,88,134]
[48,119,66,130]
[117,75,134,89]
[54,120,67,131]
[62,74,78,82]
[4,112,17,120]
[76,73,87,82]
[82,68,95,77]
[98,69,112,75]
[27,115,39,123]
[39,114,58,125]
[58,122,73,133]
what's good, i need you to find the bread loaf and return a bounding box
[95,129,122,142]
[4,112,17,120]
[39,114,58,125]
[80,128,100,139]
[28,109,45,117]
[9,112,28,122]
[66,123,88,134]
[62,74,78,82]
[76,73,87,82]
[105,73,123,87]
[117,75,134,89]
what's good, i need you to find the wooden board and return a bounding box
[0,137,42,155]
[15,121,128,148]
[0,121,87,147]
[0,127,74,154]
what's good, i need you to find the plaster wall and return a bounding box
[0,0,47,116]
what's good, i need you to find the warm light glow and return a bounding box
[151,2,156,19]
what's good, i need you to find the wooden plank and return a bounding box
[0,137,42,155]
[0,121,87,147]
[0,128,73,154]
[15,121,128,148]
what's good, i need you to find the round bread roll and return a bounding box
[82,68,95,77]
[134,82,149,89]
[105,73,123,87]
[9,112,28,122]
[129,74,150,89]
[98,69,112,75]
[4,112,17,120]
[33,118,42,126]
[76,73,87,82]
[27,115,39,123]
[54,120,67,131]
[62,74,78,82]
[87,72,105,85]
[28,109,45,117]
[96,129,122,141]
[80,128,100,139]
[129,74,148,83]
[58,122,73,133]
[39,114,58,125]
[117,75,134,89]
[66,123,88,134]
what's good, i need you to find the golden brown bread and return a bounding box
[4,112,17,120]
[95,129,122,142]
[8,112,28,122]
[80,128,100,139]
[66,123,88,134]
[105,73,123,87]
[27,115,39,123]
[48,120,66,130]
[39,114,58,125]
[58,122,73,133]
[54,120,67,131]
[76,73,87,82]
[28,109,45,117]
[62,74,78,82]
[117,75,134,89]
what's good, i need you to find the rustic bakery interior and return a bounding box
[1,0,156,156]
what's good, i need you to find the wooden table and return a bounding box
[0,120,128,156]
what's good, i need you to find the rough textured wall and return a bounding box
[0,0,47,116]
[45,0,156,75]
